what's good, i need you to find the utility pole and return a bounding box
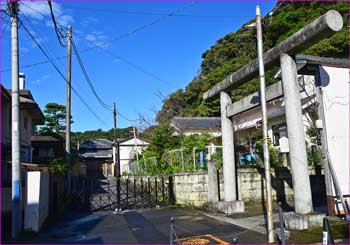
[113,102,117,174]
[256,6,274,243]
[66,25,72,193]
[114,103,121,212]
[10,0,21,239]
[133,126,139,166]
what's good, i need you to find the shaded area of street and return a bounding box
[20,207,267,244]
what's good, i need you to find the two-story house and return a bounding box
[1,74,45,184]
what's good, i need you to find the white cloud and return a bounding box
[20,1,73,28]
[31,74,50,85]
[85,34,97,42]
[20,47,30,54]
[84,31,110,48]
[57,15,74,27]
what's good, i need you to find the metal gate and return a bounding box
[71,176,175,212]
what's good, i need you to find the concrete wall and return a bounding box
[24,171,49,232]
[173,167,325,207]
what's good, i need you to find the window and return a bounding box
[272,123,287,146]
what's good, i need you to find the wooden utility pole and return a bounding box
[10,0,21,239]
[66,25,72,193]
[256,6,273,243]
[113,103,120,177]
[133,126,139,165]
[113,103,117,175]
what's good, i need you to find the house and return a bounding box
[170,117,221,137]
[119,137,149,174]
[1,74,45,238]
[79,137,149,177]
[79,139,113,177]
[229,55,349,212]
[1,75,45,184]
[31,135,65,160]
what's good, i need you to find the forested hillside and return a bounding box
[155,1,349,125]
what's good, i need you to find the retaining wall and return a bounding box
[173,166,325,207]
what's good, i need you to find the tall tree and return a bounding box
[37,103,70,139]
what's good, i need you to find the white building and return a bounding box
[119,137,150,174]
[79,137,149,176]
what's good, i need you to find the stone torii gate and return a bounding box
[204,10,343,214]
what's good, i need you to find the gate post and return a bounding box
[155,177,158,205]
[141,178,144,207]
[148,177,151,204]
[126,178,129,207]
[168,176,175,205]
[162,177,165,204]
[133,178,136,205]
[108,180,111,206]
[280,53,313,214]
[217,92,244,214]
[117,176,121,211]
[220,91,236,201]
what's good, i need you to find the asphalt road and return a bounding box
[26,207,267,244]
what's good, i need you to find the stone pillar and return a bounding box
[217,92,244,214]
[220,91,236,201]
[280,53,313,214]
[207,160,219,206]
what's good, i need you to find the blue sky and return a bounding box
[1,0,276,132]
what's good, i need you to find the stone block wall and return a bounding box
[174,171,209,207]
[173,166,324,207]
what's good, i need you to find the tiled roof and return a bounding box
[80,139,114,149]
[170,117,221,130]
[31,136,60,142]
[80,150,112,159]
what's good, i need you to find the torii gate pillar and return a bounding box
[280,53,313,214]
[217,91,244,214]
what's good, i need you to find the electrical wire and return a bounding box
[0,2,195,73]
[81,2,195,53]
[65,5,249,19]
[71,37,139,123]
[117,110,139,123]
[71,31,174,88]
[71,38,114,111]
[0,18,10,39]
[47,0,67,47]
[20,20,108,127]
[20,2,49,20]
[19,11,140,123]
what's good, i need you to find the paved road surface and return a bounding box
[28,207,267,244]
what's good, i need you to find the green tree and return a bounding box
[37,103,71,139]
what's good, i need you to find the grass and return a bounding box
[288,220,349,244]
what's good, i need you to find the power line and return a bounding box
[20,19,108,127]
[71,38,113,111]
[47,0,67,47]
[20,1,68,48]
[81,2,195,53]
[65,5,249,19]
[20,2,49,20]
[0,2,195,73]
[72,38,141,122]
[117,110,139,123]
[72,30,174,88]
